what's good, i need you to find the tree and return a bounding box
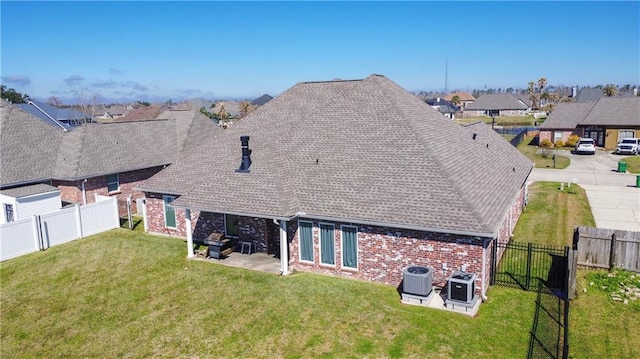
[450,95,461,107]
[238,101,256,118]
[603,84,618,97]
[1,85,30,103]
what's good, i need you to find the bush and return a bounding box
[555,140,565,148]
[566,134,580,147]
[540,138,553,148]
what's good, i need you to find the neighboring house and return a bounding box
[112,104,163,122]
[539,97,640,149]
[425,98,459,119]
[463,94,528,118]
[99,105,131,120]
[444,92,475,109]
[0,184,61,224]
[1,101,220,216]
[14,101,91,131]
[251,94,273,106]
[539,102,596,145]
[15,100,91,128]
[576,97,640,149]
[137,74,533,298]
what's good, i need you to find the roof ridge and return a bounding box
[370,75,488,231]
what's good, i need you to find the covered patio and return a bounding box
[190,250,282,275]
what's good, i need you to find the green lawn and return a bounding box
[619,156,640,173]
[2,184,638,358]
[455,115,540,126]
[517,136,570,169]
[1,229,536,358]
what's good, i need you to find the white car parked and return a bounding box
[616,138,640,155]
[575,138,596,155]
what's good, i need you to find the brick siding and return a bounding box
[53,166,164,216]
[143,184,528,295]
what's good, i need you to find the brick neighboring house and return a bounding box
[1,101,219,216]
[463,93,529,118]
[137,74,533,298]
[444,92,475,109]
[540,97,640,149]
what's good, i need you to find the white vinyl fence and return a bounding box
[0,197,119,261]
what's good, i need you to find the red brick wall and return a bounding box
[53,166,164,216]
[143,184,529,295]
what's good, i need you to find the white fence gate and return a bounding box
[0,198,119,261]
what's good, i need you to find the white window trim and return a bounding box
[224,214,239,238]
[107,173,120,193]
[298,220,314,264]
[162,195,177,229]
[318,222,336,267]
[341,225,359,270]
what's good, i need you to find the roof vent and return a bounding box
[472,133,477,140]
[236,135,252,173]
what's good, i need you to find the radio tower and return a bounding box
[444,57,449,94]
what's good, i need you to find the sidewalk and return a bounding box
[528,151,640,231]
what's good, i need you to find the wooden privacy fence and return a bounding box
[573,226,640,273]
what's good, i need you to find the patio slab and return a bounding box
[191,251,282,275]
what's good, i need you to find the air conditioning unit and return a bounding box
[403,265,433,297]
[447,271,477,304]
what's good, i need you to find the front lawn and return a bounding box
[618,156,640,173]
[517,136,570,169]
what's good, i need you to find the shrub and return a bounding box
[540,138,553,148]
[555,140,565,148]
[566,134,580,147]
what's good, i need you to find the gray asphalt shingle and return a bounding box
[141,75,533,235]
[465,94,528,110]
[539,102,596,129]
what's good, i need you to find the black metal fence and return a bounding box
[492,126,536,147]
[490,240,570,359]
[527,282,569,359]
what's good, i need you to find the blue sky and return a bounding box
[1,1,638,104]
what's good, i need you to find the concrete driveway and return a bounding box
[528,149,640,231]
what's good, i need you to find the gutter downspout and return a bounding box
[27,101,69,132]
[81,179,88,205]
[481,237,494,301]
[274,218,289,275]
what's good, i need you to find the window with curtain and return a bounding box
[319,223,335,265]
[163,195,176,228]
[341,225,358,269]
[225,214,239,237]
[299,220,314,262]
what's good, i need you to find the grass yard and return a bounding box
[455,115,539,126]
[619,156,640,173]
[1,229,536,358]
[517,136,570,169]
[2,183,638,358]
[512,181,639,358]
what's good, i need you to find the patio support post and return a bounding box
[280,219,289,275]
[185,208,194,258]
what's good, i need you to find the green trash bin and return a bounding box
[637,175,640,188]
[618,161,627,173]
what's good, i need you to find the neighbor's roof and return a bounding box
[140,74,532,236]
[252,94,274,106]
[444,92,475,102]
[464,94,528,110]
[0,103,65,186]
[575,87,604,103]
[113,105,163,122]
[580,97,640,127]
[539,102,596,130]
[0,183,60,198]
[1,103,220,186]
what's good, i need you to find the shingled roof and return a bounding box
[1,103,219,186]
[580,97,640,127]
[465,94,528,110]
[539,102,596,130]
[140,74,532,236]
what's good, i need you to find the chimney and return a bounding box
[634,88,638,96]
[571,86,577,98]
[236,135,252,173]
